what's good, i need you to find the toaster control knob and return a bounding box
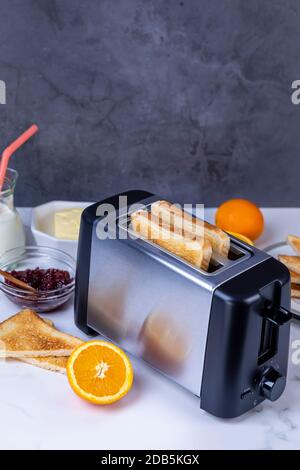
[259,368,286,401]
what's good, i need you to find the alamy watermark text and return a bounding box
[0,80,6,104]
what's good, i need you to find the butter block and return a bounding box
[54,208,83,240]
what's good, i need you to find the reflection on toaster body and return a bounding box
[88,285,129,341]
[139,311,190,374]
[87,235,208,395]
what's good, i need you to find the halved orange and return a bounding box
[67,340,134,405]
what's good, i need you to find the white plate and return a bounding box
[265,241,300,319]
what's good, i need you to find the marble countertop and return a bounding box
[0,207,300,450]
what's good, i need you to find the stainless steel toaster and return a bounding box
[75,190,291,418]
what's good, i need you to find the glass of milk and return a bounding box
[0,168,25,256]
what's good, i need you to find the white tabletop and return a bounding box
[1,207,300,450]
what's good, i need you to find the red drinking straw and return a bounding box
[0,124,39,191]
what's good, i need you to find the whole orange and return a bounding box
[215,199,264,241]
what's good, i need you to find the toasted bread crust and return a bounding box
[288,235,300,256]
[278,255,300,276]
[0,309,82,358]
[290,270,300,285]
[291,283,300,298]
[280,236,300,299]
[151,200,230,258]
[19,356,67,373]
[13,317,73,373]
[131,210,212,270]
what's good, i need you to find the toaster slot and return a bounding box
[120,215,226,274]
[258,317,278,365]
[207,259,224,273]
[228,244,246,261]
[118,210,251,276]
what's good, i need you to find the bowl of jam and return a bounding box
[0,246,76,312]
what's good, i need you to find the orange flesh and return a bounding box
[72,345,127,397]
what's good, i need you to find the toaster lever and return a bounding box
[264,304,292,327]
[257,302,291,366]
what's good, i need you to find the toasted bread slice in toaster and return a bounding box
[131,210,212,270]
[290,270,300,285]
[287,235,300,255]
[151,200,230,258]
[0,309,82,358]
[278,255,300,276]
[291,283,300,298]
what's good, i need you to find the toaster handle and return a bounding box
[263,302,292,327]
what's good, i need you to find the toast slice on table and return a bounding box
[131,210,212,270]
[16,318,74,374]
[20,356,68,374]
[291,283,300,298]
[290,270,300,285]
[287,235,300,255]
[278,255,300,276]
[0,309,82,358]
[151,200,230,258]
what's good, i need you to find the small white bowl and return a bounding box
[31,201,92,259]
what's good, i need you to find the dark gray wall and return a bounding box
[0,0,299,206]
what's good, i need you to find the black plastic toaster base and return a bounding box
[201,257,291,418]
